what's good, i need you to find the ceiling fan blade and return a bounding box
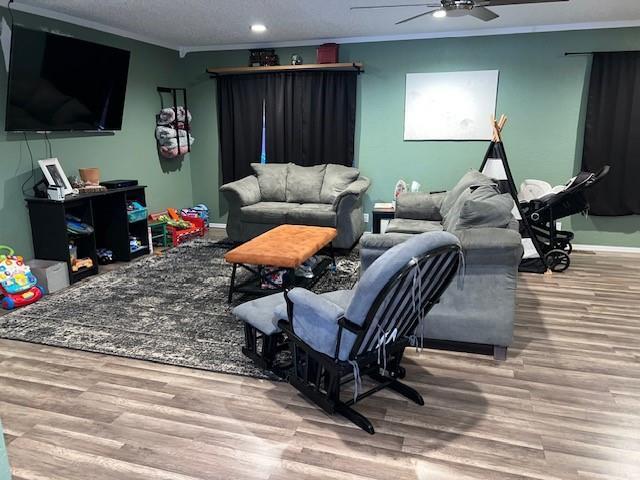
[350,3,440,10]
[395,9,439,24]
[469,6,499,21]
[481,0,569,5]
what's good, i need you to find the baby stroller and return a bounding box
[519,166,610,272]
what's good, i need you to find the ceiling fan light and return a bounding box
[251,24,267,33]
[433,9,447,19]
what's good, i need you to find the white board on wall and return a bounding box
[404,70,499,141]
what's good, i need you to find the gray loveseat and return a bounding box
[220,163,371,249]
[360,170,523,359]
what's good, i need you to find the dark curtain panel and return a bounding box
[264,73,303,165]
[582,52,640,215]
[217,75,265,183]
[265,71,357,167]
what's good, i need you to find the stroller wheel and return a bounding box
[554,242,573,254]
[545,249,570,273]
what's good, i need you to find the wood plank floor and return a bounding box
[1,250,640,479]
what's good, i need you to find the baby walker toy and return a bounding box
[0,246,45,310]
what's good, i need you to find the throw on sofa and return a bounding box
[360,170,523,360]
[220,163,371,249]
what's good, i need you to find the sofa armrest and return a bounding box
[332,176,371,211]
[456,228,523,266]
[395,192,445,221]
[219,175,261,207]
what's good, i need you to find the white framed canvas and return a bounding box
[38,158,73,195]
[404,70,499,141]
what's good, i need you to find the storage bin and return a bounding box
[28,259,69,293]
[127,207,148,223]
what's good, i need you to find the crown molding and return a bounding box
[179,19,640,55]
[9,2,179,51]
[6,4,640,56]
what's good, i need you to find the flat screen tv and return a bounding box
[5,26,131,132]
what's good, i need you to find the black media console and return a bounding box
[25,186,148,284]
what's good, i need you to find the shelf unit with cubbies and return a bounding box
[26,186,148,284]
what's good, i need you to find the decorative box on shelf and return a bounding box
[317,43,339,64]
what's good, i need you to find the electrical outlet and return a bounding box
[363,213,370,223]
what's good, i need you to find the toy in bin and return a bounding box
[162,208,205,245]
[0,246,45,310]
[97,248,114,265]
[72,258,94,272]
[66,214,94,235]
[129,236,144,253]
[180,204,209,230]
[127,201,148,223]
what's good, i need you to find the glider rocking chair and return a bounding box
[276,232,462,434]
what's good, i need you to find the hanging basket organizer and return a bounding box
[156,87,193,158]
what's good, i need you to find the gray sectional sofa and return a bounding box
[360,170,523,359]
[220,163,371,249]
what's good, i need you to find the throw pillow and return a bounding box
[451,189,515,232]
[442,184,502,232]
[440,170,496,218]
[251,163,288,202]
[286,164,327,203]
[320,164,360,204]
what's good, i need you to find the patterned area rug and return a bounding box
[0,239,359,379]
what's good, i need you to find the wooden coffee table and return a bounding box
[224,225,337,302]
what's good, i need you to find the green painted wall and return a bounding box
[0,8,193,259]
[0,11,638,252]
[184,28,640,247]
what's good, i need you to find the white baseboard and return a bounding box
[573,244,640,254]
[209,223,227,229]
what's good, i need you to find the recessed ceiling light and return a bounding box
[251,24,267,33]
[433,9,447,18]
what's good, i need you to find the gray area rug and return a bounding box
[0,239,359,379]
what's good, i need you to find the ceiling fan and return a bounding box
[351,0,569,25]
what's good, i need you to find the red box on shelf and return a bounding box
[316,43,339,64]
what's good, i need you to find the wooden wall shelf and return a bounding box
[207,62,364,76]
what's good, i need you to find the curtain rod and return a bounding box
[565,50,640,56]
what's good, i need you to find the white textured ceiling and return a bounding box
[12,0,640,52]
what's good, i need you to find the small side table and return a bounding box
[372,205,395,234]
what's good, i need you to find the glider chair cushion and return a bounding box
[234,289,355,342]
[283,231,461,361]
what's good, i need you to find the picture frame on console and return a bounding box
[38,158,73,196]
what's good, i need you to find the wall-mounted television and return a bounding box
[5,26,131,132]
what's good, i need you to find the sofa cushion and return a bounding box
[286,203,337,227]
[240,202,300,224]
[455,193,515,231]
[252,163,288,202]
[320,164,360,204]
[286,164,327,203]
[440,170,495,218]
[385,219,444,234]
[443,184,499,231]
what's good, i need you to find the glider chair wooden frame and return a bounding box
[278,237,461,434]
